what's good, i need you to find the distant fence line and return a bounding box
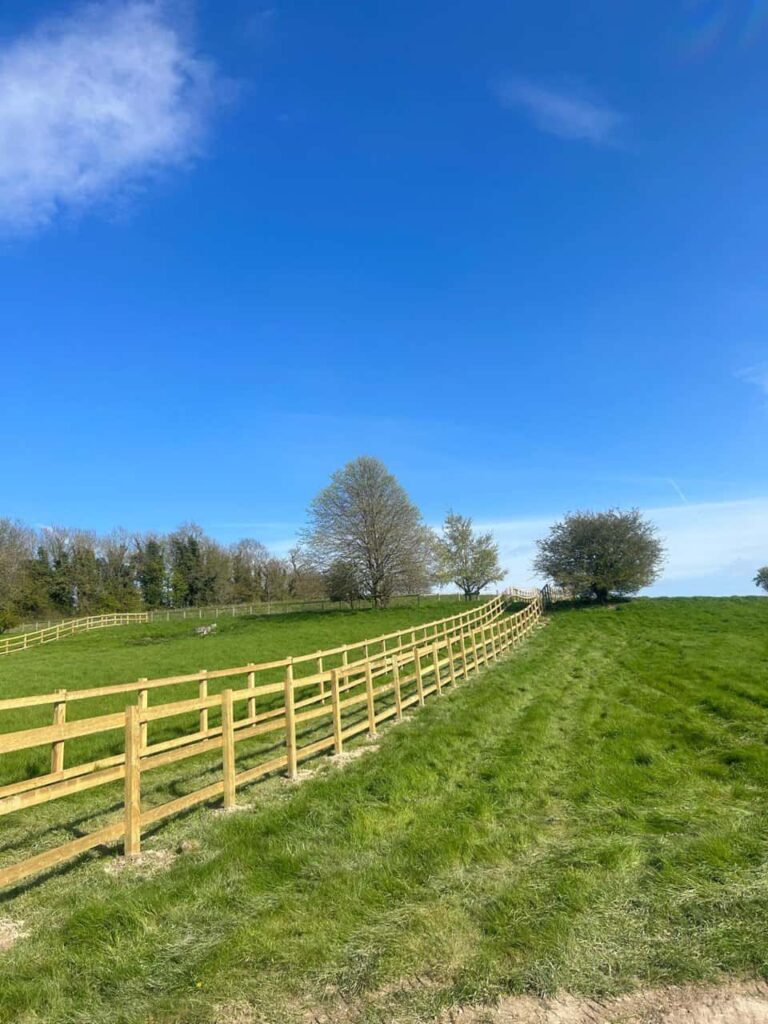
[0,612,150,656]
[0,592,489,657]
[0,588,546,889]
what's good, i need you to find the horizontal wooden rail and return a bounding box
[0,594,505,715]
[1,592,479,656]
[0,589,545,889]
[0,612,150,657]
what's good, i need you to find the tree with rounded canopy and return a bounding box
[434,512,504,599]
[303,456,433,607]
[533,508,665,603]
[755,567,768,592]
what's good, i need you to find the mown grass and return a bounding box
[0,597,767,1024]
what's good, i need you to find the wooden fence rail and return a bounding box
[1,592,478,655]
[0,612,150,656]
[0,590,546,889]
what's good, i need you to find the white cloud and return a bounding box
[476,498,768,597]
[0,1,221,233]
[496,78,622,145]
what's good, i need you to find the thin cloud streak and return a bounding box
[495,78,623,145]
[667,478,690,504]
[0,1,224,234]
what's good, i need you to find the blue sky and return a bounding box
[0,0,766,595]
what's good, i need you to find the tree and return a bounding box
[168,524,219,607]
[133,535,168,608]
[324,559,362,607]
[99,530,142,611]
[755,567,768,592]
[39,527,102,614]
[303,456,433,607]
[230,539,269,604]
[0,518,36,629]
[287,546,326,600]
[433,512,504,599]
[16,546,56,619]
[533,508,665,603]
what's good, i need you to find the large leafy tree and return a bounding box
[168,524,220,607]
[99,530,142,610]
[434,512,504,599]
[755,567,768,592]
[304,456,433,606]
[533,508,665,603]
[132,535,168,607]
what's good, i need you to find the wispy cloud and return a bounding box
[667,478,689,504]
[737,364,768,396]
[0,1,225,234]
[495,78,622,145]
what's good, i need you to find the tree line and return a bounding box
[0,457,505,630]
[3,453,696,633]
[0,521,330,629]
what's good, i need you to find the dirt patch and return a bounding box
[219,981,768,1024]
[104,849,177,878]
[329,744,377,768]
[284,767,324,786]
[442,979,768,1024]
[213,1000,257,1024]
[211,804,251,817]
[0,917,28,953]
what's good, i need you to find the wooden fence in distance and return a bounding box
[0,592,483,657]
[0,612,150,656]
[0,590,544,889]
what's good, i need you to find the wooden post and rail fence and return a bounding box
[0,588,547,890]
[0,592,480,656]
[0,612,150,656]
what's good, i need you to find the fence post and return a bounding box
[460,630,469,680]
[317,653,326,704]
[51,690,67,773]
[432,643,442,694]
[330,669,343,754]
[199,671,209,735]
[284,659,297,780]
[475,628,484,668]
[414,646,425,706]
[247,664,257,720]
[365,661,377,738]
[222,689,236,810]
[492,623,501,660]
[392,655,403,720]
[447,637,457,686]
[138,679,148,750]
[124,705,142,858]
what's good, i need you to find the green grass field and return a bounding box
[0,597,767,1024]
[0,598,485,870]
